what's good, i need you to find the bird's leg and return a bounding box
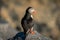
[29,27,35,35]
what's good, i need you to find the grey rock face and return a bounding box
[0,23,19,40]
[25,31,52,40]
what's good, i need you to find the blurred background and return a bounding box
[0,0,60,40]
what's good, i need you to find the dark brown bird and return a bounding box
[21,7,36,34]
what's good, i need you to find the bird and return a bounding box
[21,7,36,34]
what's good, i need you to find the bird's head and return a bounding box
[26,7,37,18]
[26,7,37,14]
